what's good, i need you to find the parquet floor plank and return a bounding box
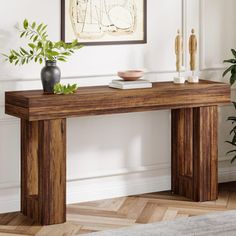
[136,203,158,223]
[0,182,236,235]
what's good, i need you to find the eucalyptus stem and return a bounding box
[2,19,83,65]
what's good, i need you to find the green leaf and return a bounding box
[71,39,78,47]
[1,53,9,58]
[223,59,236,64]
[227,117,236,123]
[231,155,236,163]
[48,50,59,56]
[54,83,78,95]
[23,19,28,29]
[227,150,236,155]
[58,57,67,62]
[233,102,236,109]
[37,41,43,48]
[32,22,36,29]
[230,125,236,135]
[48,41,53,48]
[37,23,43,32]
[230,72,236,85]
[12,50,20,57]
[28,43,36,49]
[20,47,29,55]
[9,54,14,60]
[61,52,71,56]
[42,32,48,40]
[20,31,26,38]
[232,135,236,144]
[40,25,47,33]
[54,42,62,48]
[223,65,235,77]
[33,35,38,42]
[226,141,236,147]
[231,49,236,58]
[75,44,84,50]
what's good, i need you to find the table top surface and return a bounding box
[5,80,231,121]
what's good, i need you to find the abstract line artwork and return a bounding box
[61,0,147,45]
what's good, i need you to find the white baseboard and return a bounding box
[218,161,236,183]
[0,170,171,214]
[67,173,171,204]
[0,162,236,214]
[0,187,20,213]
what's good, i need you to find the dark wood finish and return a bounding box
[5,80,230,225]
[5,80,230,121]
[193,106,218,201]
[21,120,39,221]
[171,108,194,199]
[61,0,147,46]
[21,119,66,225]
[171,106,218,201]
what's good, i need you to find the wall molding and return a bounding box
[0,167,171,214]
[0,70,181,84]
[67,175,171,205]
[0,163,170,191]
[219,165,236,183]
[0,160,235,214]
[182,0,188,69]
[0,156,231,190]
[199,0,226,71]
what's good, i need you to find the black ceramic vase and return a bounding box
[41,60,61,93]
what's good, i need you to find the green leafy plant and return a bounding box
[54,83,78,95]
[223,49,236,85]
[223,49,236,163]
[226,102,236,163]
[2,19,83,65]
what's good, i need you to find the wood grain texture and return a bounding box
[5,80,230,121]
[171,109,194,200]
[5,80,231,226]
[171,106,218,201]
[38,118,66,225]
[193,106,218,201]
[21,120,39,219]
[21,119,66,225]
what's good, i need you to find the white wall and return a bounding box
[0,0,236,213]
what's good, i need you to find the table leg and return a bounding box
[171,106,218,202]
[21,118,66,225]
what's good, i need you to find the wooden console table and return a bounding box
[5,80,230,225]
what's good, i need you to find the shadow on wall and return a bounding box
[67,110,171,193]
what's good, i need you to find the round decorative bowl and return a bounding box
[117,70,144,81]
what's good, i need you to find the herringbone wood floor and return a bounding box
[0,182,236,236]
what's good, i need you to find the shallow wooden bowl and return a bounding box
[117,70,144,81]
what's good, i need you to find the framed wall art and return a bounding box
[61,0,147,45]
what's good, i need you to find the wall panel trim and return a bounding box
[199,0,226,71]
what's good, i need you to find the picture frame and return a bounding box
[61,0,147,46]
